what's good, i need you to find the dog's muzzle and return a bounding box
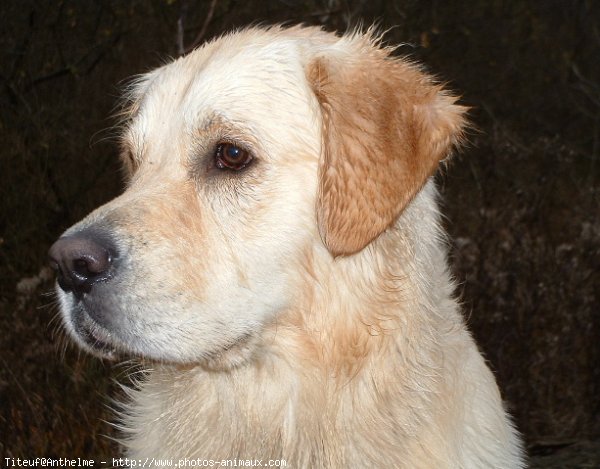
[49,228,122,357]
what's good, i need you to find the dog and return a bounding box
[49,25,524,467]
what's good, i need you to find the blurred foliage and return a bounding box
[1,0,599,463]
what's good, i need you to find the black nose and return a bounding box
[48,230,117,294]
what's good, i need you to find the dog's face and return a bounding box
[49,26,465,366]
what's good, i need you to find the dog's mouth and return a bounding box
[72,304,120,360]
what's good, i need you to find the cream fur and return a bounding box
[55,26,524,468]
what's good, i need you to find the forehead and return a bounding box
[129,31,317,139]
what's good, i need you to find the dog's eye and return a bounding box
[215,143,253,171]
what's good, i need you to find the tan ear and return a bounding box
[309,37,467,256]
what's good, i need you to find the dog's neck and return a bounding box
[271,180,456,374]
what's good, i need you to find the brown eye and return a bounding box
[215,142,253,170]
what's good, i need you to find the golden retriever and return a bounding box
[49,25,524,467]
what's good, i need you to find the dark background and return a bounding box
[1,1,599,466]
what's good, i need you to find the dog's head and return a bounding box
[49,26,465,366]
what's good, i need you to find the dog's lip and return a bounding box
[81,325,118,359]
[74,306,120,359]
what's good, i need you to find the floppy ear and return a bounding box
[308,36,467,256]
